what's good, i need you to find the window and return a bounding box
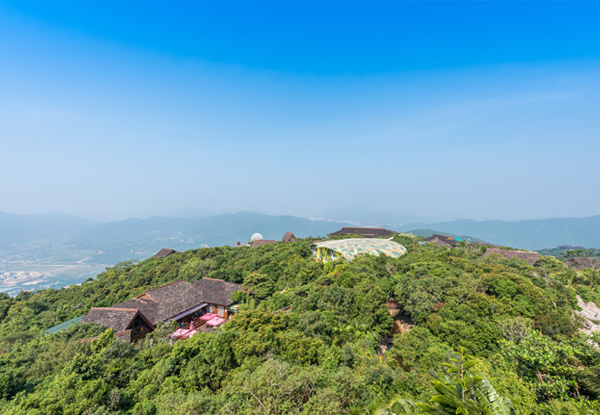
[217,306,224,317]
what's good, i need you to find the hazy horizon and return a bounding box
[2,2,599,223]
[2,207,600,227]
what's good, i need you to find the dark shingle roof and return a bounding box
[113,280,205,325]
[482,248,539,266]
[115,330,132,342]
[84,278,243,329]
[251,239,278,248]
[331,227,395,238]
[424,234,458,248]
[81,308,140,332]
[153,248,177,259]
[282,231,297,242]
[192,278,242,306]
[566,257,600,271]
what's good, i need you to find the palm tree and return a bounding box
[374,349,513,415]
[418,348,513,415]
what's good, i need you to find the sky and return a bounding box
[1,1,599,223]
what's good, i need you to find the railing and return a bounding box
[177,317,207,331]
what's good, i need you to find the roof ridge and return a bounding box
[134,293,158,302]
[343,226,388,230]
[91,307,139,312]
[146,279,189,292]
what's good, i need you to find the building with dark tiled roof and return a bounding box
[251,239,278,248]
[153,248,177,259]
[248,231,297,247]
[482,248,539,266]
[192,278,242,309]
[424,234,459,248]
[81,308,155,342]
[82,278,243,341]
[282,231,297,242]
[330,227,395,238]
[566,257,600,271]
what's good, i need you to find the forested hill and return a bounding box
[1,237,599,414]
[0,211,351,266]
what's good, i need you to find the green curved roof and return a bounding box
[44,315,84,335]
[314,238,407,261]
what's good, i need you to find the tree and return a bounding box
[418,349,513,415]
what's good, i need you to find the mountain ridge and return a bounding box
[397,215,600,249]
[3,210,600,251]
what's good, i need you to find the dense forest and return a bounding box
[0,235,599,414]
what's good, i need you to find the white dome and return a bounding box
[251,233,263,241]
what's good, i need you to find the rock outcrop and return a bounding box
[577,295,600,334]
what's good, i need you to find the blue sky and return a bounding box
[1,1,599,222]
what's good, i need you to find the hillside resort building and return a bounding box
[82,278,243,342]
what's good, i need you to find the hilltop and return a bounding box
[3,211,600,295]
[0,212,352,294]
[0,236,599,414]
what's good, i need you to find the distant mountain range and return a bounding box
[0,211,600,263]
[0,211,351,265]
[317,208,427,227]
[3,211,600,259]
[70,212,351,264]
[2,210,600,294]
[396,216,600,250]
[0,211,352,294]
[0,212,98,246]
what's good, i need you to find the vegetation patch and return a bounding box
[0,236,599,414]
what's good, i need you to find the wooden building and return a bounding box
[482,248,539,266]
[566,257,600,271]
[424,234,459,248]
[282,231,297,242]
[82,308,154,342]
[81,278,243,341]
[251,239,278,248]
[153,248,177,259]
[250,231,297,248]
